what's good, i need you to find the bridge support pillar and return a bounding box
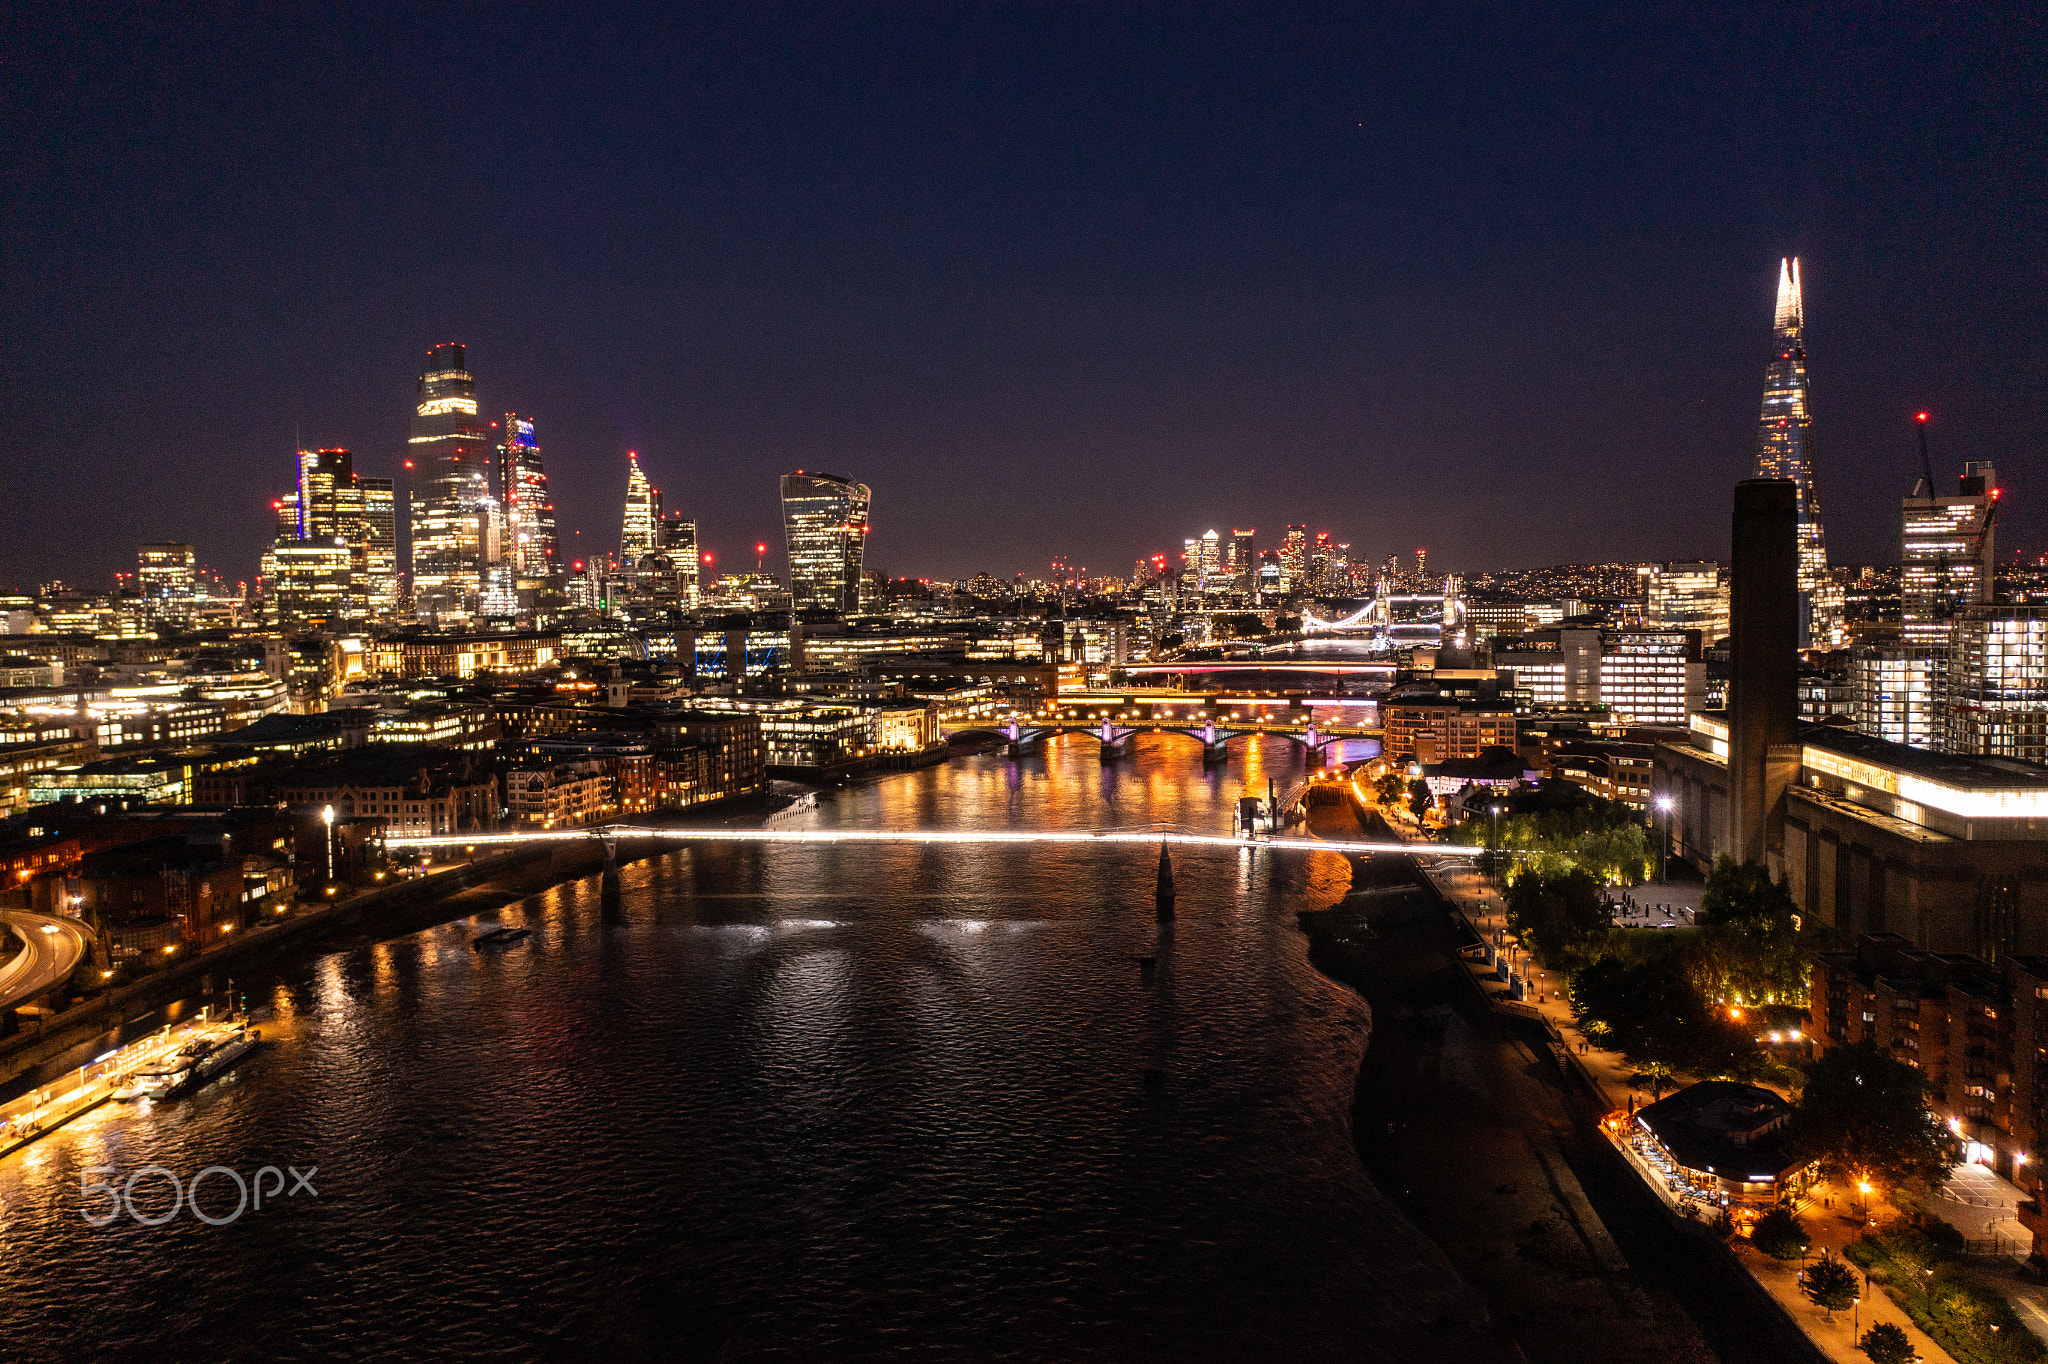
[1202,743,1229,765]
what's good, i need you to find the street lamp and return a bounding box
[1653,794,1673,884]
[323,804,336,886]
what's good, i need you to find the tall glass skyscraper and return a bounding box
[1902,460,1998,652]
[495,413,557,581]
[408,343,491,620]
[1753,259,1843,648]
[621,452,658,562]
[275,447,396,620]
[780,471,871,613]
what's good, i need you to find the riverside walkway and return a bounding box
[1398,821,1957,1364]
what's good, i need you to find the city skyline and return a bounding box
[4,8,2043,590]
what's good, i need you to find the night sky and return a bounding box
[3,5,2043,592]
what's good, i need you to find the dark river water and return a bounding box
[0,736,1496,1362]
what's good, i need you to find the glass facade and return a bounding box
[780,472,871,613]
[408,343,491,621]
[1902,463,1997,652]
[1644,561,1729,645]
[621,453,657,562]
[495,414,557,581]
[1753,259,1843,648]
[1852,645,1940,749]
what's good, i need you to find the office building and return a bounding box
[1231,529,1256,590]
[360,477,398,617]
[137,544,196,610]
[495,414,557,582]
[269,540,356,628]
[1279,526,1308,590]
[407,343,491,621]
[1943,606,2048,764]
[1902,460,1998,652]
[1644,561,1729,645]
[621,452,657,562]
[1753,260,1843,649]
[1492,628,1703,724]
[780,471,871,613]
[658,514,700,598]
[271,448,396,621]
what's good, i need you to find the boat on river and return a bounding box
[112,1027,261,1101]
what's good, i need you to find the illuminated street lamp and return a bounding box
[1653,794,1674,884]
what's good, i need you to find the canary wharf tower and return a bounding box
[1754,259,1844,648]
[408,343,491,620]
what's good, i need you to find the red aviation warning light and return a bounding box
[1917,412,1931,422]
[756,543,767,555]
[703,553,714,565]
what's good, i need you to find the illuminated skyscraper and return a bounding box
[1279,526,1307,589]
[407,343,490,621]
[273,447,394,621]
[780,471,871,613]
[1231,529,1256,590]
[360,477,398,616]
[137,543,196,611]
[621,453,657,562]
[1903,460,1998,652]
[1753,259,1843,648]
[495,414,558,581]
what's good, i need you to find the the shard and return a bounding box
[1753,258,1843,649]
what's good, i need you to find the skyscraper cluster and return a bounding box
[264,447,397,627]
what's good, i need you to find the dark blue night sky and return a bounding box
[3,4,2042,588]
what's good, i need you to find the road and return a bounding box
[0,910,92,1014]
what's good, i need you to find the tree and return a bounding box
[1506,869,1611,972]
[1408,781,1433,821]
[1695,856,1823,1006]
[1374,773,1406,805]
[1805,1254,1858,1321]
[1790,1040,1957,1194]
[1858,1321,1913,1364]
[1570,952,1768,1082]
[1699,856,1801,930]
[1751,1206,1809,1262]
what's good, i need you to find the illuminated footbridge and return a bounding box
[382,824,1481,859]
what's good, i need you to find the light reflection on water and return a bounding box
[0,736,1491,1362]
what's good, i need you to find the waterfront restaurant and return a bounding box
[1634,1081,1808,1211]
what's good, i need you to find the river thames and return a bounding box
[0,736,1507,1361]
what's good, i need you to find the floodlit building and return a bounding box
[780,471,871,614]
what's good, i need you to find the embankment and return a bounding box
[1298,803,1814,1364]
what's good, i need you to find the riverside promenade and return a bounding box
[1387,808,1956,1364]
